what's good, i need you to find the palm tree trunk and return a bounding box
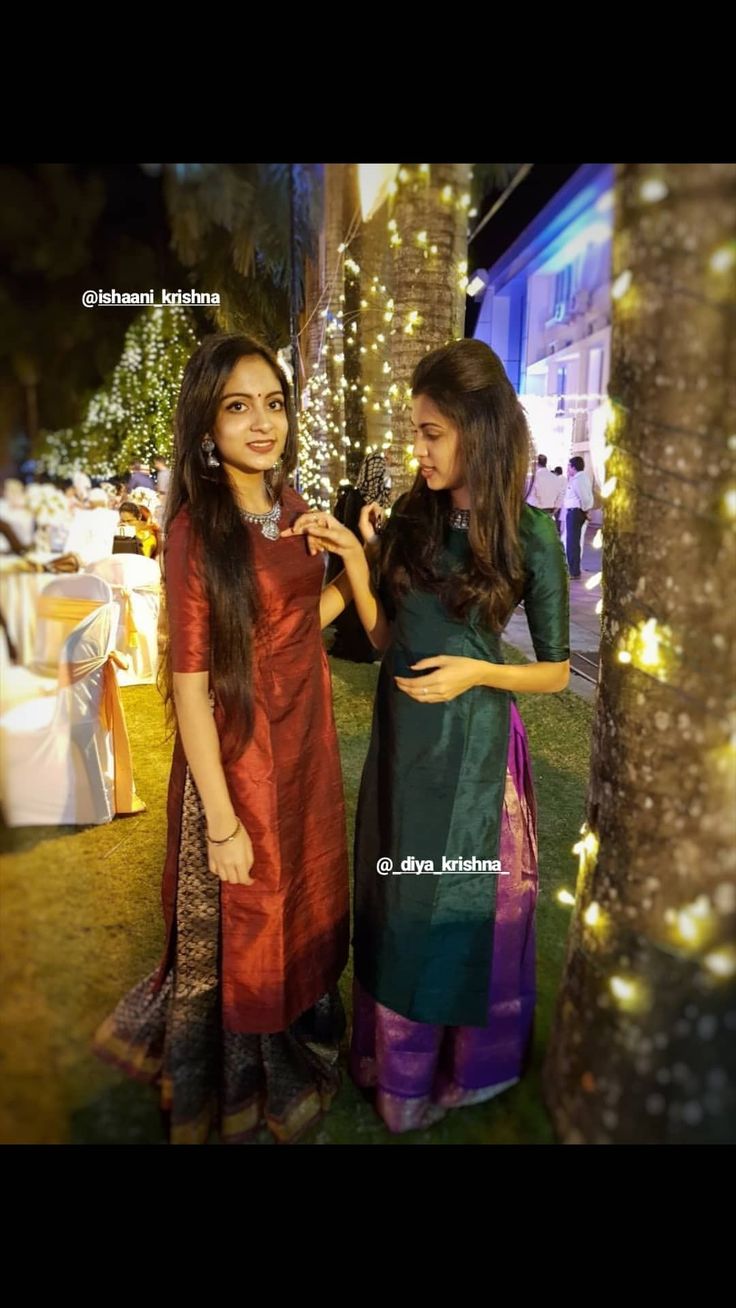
[354,185,396,477]
[387,164,471,495]
[543,162,736,1143]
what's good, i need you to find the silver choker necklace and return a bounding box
[448,507,471,531]
[239,496,282,540]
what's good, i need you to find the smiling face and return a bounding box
[410,394,465,492]
[209,354,289,476]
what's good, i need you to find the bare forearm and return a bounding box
[477,659,570,694]
[320,573,349,628]
[173,685,237,834]
[344,550,391,651]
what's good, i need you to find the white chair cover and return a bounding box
[84,555,161,686]
[0,594,121,825]
[31,574,113,677]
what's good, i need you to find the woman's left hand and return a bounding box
[395,655,484,703]
[281,511,363,560]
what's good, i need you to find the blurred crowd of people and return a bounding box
[0,459,170,571]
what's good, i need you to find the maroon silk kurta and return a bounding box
[157,488,349,1034]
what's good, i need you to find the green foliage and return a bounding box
[162,163,323,345]
[470,163,525,215]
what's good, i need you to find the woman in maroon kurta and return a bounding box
[93,335,349,1144]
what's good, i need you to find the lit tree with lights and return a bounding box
[114,306,199,470]
[543,162,736,1144]
[298,164,474,506]
[299,164,351,508]
[40,305,199,478]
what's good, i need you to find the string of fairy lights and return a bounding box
[553,172,736,1009]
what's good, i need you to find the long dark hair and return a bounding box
[159,333,298,764]
[379,339,531,633]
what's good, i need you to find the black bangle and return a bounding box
[206,817,241,845]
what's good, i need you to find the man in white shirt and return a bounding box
[564,456,595,579]
[154,457,170,495]
[526,454,566,515]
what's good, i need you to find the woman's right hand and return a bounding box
[359,501,384,543]
[206,820,255,885]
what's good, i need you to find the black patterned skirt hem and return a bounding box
[93,766,345,1144]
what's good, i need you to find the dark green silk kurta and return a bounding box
[353,505,569,1025]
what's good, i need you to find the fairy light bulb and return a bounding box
[638,618,661,667]
[583,831,599,860]
[703,947,736,979]
[612,270,632,299]
[610,976,637,1003]
[710,244,735,274]
[640,178,668,203]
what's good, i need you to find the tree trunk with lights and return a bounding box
[321,163,348,500]
[388,164,471,495]
[342,165,367,482]
[543,162,736,1144]
[356,193,396,481]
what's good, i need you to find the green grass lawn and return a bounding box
[0,646,591,1145]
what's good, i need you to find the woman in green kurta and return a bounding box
[285,339,570,1133]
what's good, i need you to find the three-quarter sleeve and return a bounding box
[165,510,211,673]
[374,492,411,623]
[520,508,570,663]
